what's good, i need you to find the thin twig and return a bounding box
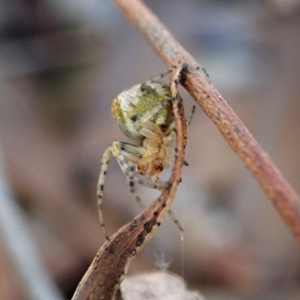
[111,0,300,243]
[72,66,187,300]
[0,147,64,300]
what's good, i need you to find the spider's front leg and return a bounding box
[97,140,169,240]
[97,142,140,240]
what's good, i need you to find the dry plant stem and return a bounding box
[112,0,300,242]
[72,67,187,300]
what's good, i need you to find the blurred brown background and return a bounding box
[0,0,300,299]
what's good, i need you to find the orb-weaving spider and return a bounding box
[97,69,195,240]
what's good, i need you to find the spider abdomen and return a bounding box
[111,81,173,142]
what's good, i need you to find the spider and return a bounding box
[97,69,195,240]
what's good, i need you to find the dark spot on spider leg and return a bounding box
[201,66,210,79]
[177,101,183,109]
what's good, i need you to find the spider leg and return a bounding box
[123,158,170,190]
[166,208,184,232]
[143,69,173,86]
[186,105,196,126]
[118,142,170,190]
[127,175,183,232]
[97,146,113,241]
[97,142,147,240]
[183,105,196,167]
[127,165,147,210]
[153,176,184,232]
[98,140,172,241]
[164,105,196,144]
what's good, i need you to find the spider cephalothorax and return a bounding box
[97,70,194,240]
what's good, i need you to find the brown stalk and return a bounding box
[72,67,187,300]
[111,0,300,242]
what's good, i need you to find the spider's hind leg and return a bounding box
[127,167,183,232]
[97,141,145,241]
[128,164,147,210]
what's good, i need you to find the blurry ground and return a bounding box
[0,0,300,299]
